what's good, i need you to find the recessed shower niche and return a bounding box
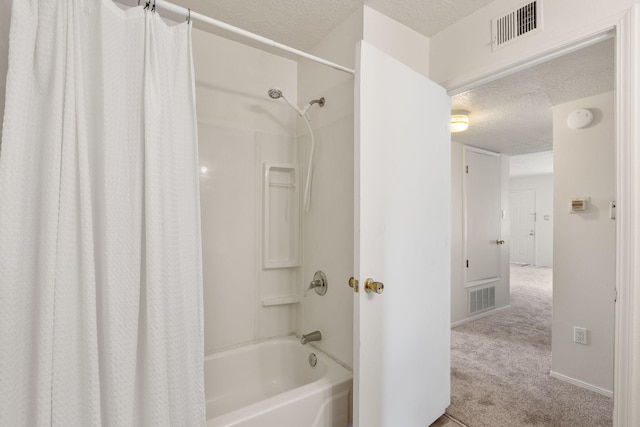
[263,162,300,269]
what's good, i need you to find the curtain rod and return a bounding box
[152,0,356,76]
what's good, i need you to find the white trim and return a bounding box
[440,13,625,96]
[613,6,640,427]
[465,145,500,157]
[443,413,468,427]
[462,147,468,290]
[447,30,613,95]
[549,370,613,399]
[451,305,511,328]
[464,277,500,289]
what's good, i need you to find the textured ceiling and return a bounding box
[169,0,494,50]
[144,1,614,158]
[451,38,615,156]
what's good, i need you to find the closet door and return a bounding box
[465,147,502,283]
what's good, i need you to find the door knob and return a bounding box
[496,239,505,245]
[364,278,384,294]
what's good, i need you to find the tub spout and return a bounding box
[301,330,322,345]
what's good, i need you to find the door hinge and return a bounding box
[466,259,469,268]
[465,165,469,174]
[614,287,618,303]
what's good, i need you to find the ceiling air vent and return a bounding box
[492,1,542,51]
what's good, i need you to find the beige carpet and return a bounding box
[446,264,613,427]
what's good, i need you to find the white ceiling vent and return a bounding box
[492,1,542,51]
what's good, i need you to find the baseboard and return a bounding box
[444,413,469,426]
[549,370,613,398]
[451,305,511,328]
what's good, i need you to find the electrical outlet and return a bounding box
[574,326,588,345]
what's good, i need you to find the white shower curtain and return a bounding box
[0,1,204,426]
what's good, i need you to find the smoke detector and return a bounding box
[567,109,594,129]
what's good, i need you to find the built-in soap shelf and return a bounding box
[263,162,300,269]
[261,295,301,307]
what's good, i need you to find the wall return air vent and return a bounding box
[469,285,496,315]
[492,1,542,50]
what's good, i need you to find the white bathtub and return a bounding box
[205,336,352,427]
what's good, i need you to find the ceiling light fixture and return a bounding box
[451,111,470,133]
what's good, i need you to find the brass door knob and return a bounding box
[364,278,384,294]
[496,239,505,245]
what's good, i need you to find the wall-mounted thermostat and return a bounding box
[569,197,590,213]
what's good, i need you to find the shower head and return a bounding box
[267,87,303,116]
[266,87,324,213]
[268,88,283,99]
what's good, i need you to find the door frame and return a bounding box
[444,8,640,426]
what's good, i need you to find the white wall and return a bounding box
[296,8,361,369]
[0,0,11,134]
[430,0,633,90]
[500,153,511,308]
[193,29,300,355]
[551,91,615,393]
[450,142,510,325]
[298,6,432,368]
[510,174,554,267]
[362,7,429,77]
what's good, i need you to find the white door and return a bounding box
[465,148,502,283]
[353,41,450,427]
[509,190,536,264]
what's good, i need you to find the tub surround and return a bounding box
[194,27,301,355]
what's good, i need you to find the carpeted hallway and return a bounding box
[445,264,613,427]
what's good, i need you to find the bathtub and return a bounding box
[205,336,352,427]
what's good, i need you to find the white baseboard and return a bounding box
[549,370,613,398]
[451,305,511,328]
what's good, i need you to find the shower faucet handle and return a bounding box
[305,271,328,296]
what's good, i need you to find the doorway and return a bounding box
[448,36,615,425]
[509,189,536,265]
